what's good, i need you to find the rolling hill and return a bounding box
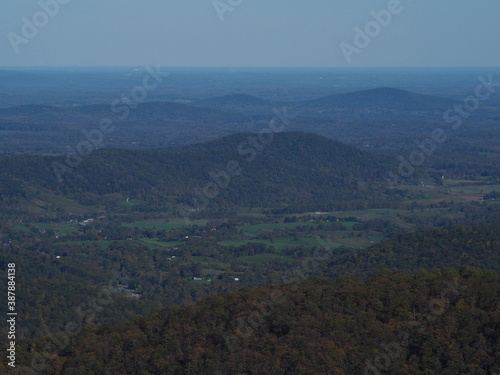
[191,88,457,114]
[0,132,397,214]
[0,88,464,154]
[302,87,456,111]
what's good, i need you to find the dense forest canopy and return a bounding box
[9,268,499,375]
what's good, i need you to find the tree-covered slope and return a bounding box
[321,225,500,279]
[0,132,397,212]
[302,87,456,111]
[18,268,499,375]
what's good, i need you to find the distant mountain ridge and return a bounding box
[0,87,455,119]
[191,87,456,113]
[0,87,464,154]
[303,87,456,110]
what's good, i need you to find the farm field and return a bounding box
[122,218,207,231]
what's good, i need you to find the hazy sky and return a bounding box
[1,0,499,67]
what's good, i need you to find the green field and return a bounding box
[123,218,207,231]
[449,184,500,195]
[240,219,361,234]
[330,208,406,219]
[14,225,31,232]
[241,221,318,234]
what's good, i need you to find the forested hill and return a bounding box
[17,268,499,375]
[191,88,456,114]
[0,132,396,212]
[320,225,500,279]
[302,87,456,111]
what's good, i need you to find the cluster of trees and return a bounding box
[11,267,498,374]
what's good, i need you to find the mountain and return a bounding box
[301,87,456,111]
[290,87,459,124]
[0,132,396,214]
[3,88,496,181]
[191,88,457,113]
[191,88,457,115]
[21,267,500,375]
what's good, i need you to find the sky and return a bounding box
[1,0,499,68]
